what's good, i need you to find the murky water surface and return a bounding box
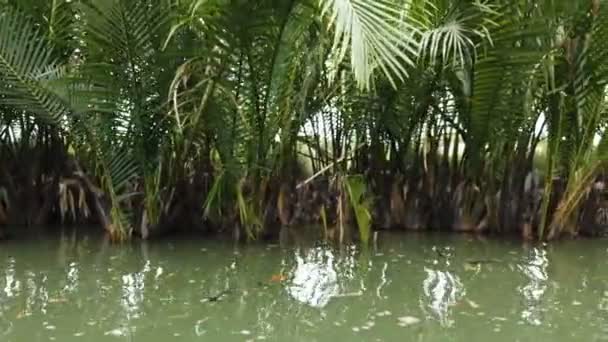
[1,231,607,341]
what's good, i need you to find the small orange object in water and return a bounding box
[270,274,287,282]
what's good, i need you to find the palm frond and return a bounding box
[464,5,552,170]
[417,0,500,67]
[0,5,70,125]
[321,0,420,89]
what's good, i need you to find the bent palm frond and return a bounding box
[321,0,420,89]
[417,0,500,67]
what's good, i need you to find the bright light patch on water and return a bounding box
[63,262,79,293]
[518,247,549,326]
[287,247,339,308]
[3,258,19,298]
[422,267,465,327]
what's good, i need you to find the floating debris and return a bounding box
[466,299,480,309]
[397,316,421,326]
[202,289,230,302]
[155,267,163,279]
[194,318,208,336]
[362,321,375,329]
[270,274,287,283]
[464,263,480,272]
[352,327,360,332]
[376,310,392,317]
[301,319,315,327]
[16,310,29,319]
[74,332,85,337]
[332,291,363,298]
[572,300,582,306]
[48,297,68,304]
[104,328,127,337]
[239,330,252,335]
[466,259,501,265]
[168,313,189,320]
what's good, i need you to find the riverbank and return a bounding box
[1,169,607,244]
[1,0,608,246]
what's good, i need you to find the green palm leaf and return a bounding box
[321,0,420,89]
[0,6,69,125]
[417,0,499,67]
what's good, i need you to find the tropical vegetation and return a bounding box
[1,0,607,243]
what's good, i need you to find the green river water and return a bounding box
[1,230,608,341]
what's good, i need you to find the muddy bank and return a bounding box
[2,160,607,243]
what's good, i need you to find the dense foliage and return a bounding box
[1,0,607,242]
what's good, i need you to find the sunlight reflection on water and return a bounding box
[287,246,339,308]
[3,257,18,298]
[518,247,549,326]
[421,267,465,327]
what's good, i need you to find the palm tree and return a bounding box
[0,0,606,243]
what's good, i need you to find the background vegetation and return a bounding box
[1,0,607,243]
